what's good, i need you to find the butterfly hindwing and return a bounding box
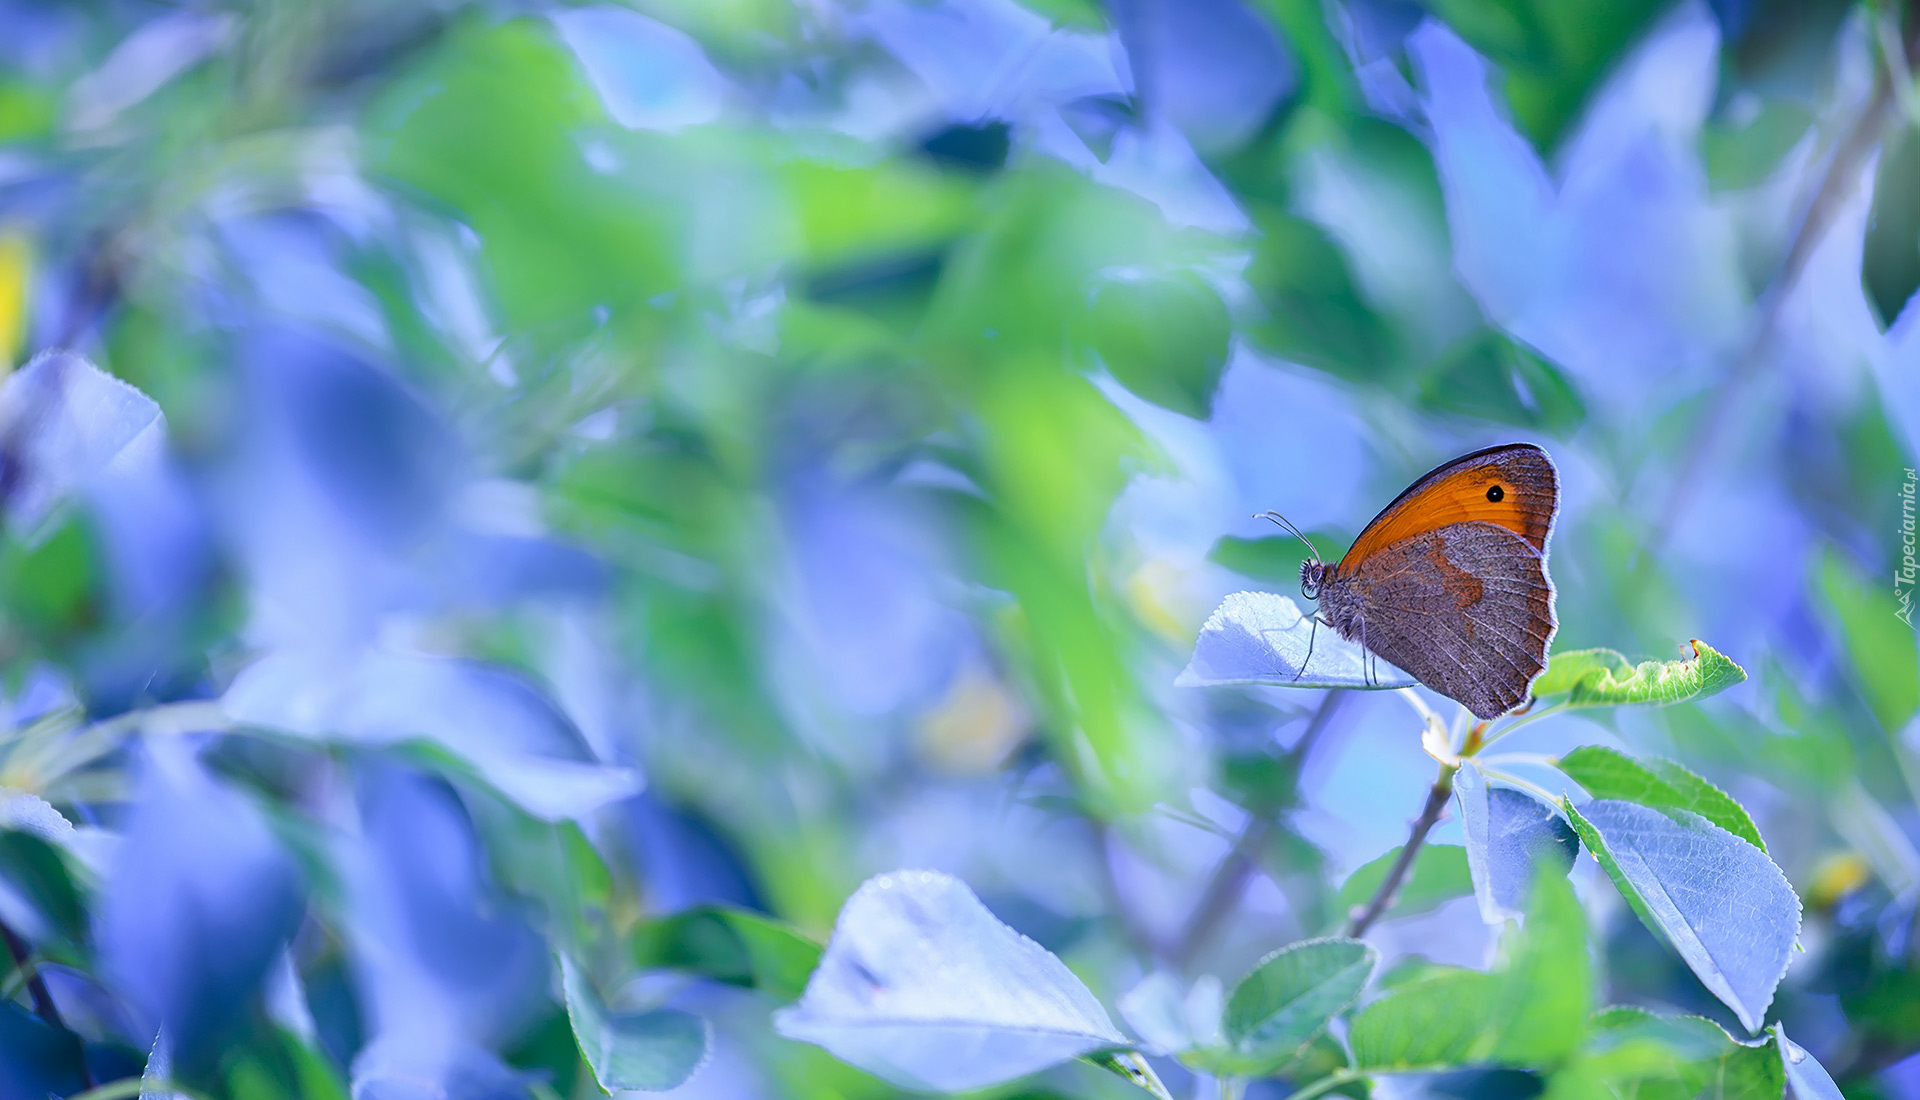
[1329,521,1556,719]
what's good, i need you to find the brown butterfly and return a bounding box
[1268,443,1559,720]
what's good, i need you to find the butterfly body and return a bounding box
[1299,444,1559,719]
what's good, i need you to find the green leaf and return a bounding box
[0,831,85,949]
[631,905,823,1002]
[1531,641,1746,709]
[369,20,677,334]
[1332,843,1473,927]
[1864,125,1920,329]
[0,518,99,638]
[1086,272,1231,419]
[1703,99,1814,192]
[1272,1033,1369,1097]
[1479,868,1590,1066]
[1207,531,1348,586]
[1818,546,1920,733]
[1417,331,1584,434]
[1086,1050,1175,1100]
[1243,210,1396,380]
[1350,968,1498,1071]
[1221,938,1376,1074]
[560,956,709,1093]
[1557,746,1765,851]
[1422,0,1665,151]
[1351,869,1591,1073]
[1551,1010,1784,1100]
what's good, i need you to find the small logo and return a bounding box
[1899,468,1917,627]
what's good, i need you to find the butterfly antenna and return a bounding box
[1256,510,1322,568]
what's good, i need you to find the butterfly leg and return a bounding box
[1295,614,1319,681]
[1359,620,1374,687]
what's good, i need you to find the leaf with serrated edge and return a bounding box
[1350,969,1495,1070]
[1564,800,1800,1033]
[1222,938,1375,1074]
[1179,591,1415,689]
[1532,641,1745,708]
[1558,746,1765,850]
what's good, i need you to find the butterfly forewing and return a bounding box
[1336,444,1557,572]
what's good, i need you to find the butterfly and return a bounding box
[1266,443,1559,720]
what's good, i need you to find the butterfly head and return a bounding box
[1299,557,1327,601]
[1257,510,1327,602]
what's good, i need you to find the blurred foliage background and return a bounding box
[0,0,1915,1096]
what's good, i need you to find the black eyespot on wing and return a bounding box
[1486,484,1504,502]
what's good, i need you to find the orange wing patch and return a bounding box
[1336,444,1557,574]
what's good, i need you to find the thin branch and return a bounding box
[1649,9,1919,553]
[1343,762,1457,938]
[1,918,94,1088]
[1172,690,1348,966]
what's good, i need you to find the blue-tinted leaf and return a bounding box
[0,351,165,532]
[343,764,550,1087]
[96,740,304,1074]
[141,1029,187,1100]
[224,650,641,822]
[1454,762,1579,923]
[774,870,1130,1093]
[1179,592,1415,689]
[1117,971,1206,1057]
[1564,799,1800,1033]
[1772,1025,1842,1100]
[0,999,87,1097]
[551,7,727,132]
[560,956,708,1092]
[0,787,73,845]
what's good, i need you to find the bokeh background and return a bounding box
[0,0,1915,1097]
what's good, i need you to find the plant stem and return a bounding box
[1343,761,1457,938]
[69,1078,213,1100]
[0,917,94,1088]
[1280,1069,1366,1100]
[1173,690,1348,965]
[66,1080,149,1100]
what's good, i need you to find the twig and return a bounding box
[1343,762,1457,938]
[1,918,95,1088]
[1172,691,1348,966]
[1649,6,1918,553]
